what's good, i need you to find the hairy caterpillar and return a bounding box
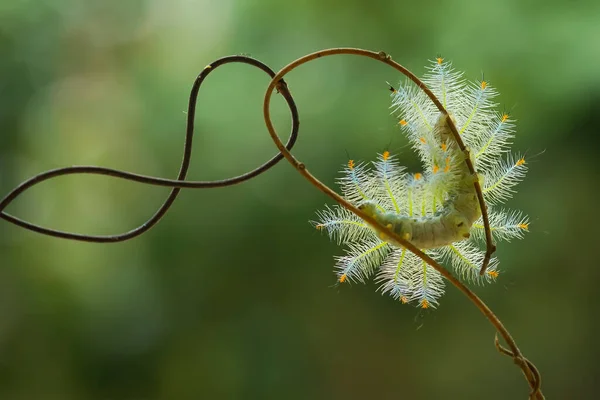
[359,114,481,249]
[313,58,529,308]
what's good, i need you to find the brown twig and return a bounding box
[261,47,542,399]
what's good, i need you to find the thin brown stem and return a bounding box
[262,47,542,399]
[0,56,300,242]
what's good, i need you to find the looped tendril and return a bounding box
[495,334,542,399]
[261,47,543,399]
[0,56,299,242]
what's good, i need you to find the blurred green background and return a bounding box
[0,0,598,399]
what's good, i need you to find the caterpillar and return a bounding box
[358,114,481,249]
[312,57,529,308]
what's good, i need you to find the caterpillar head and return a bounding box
[357,200,381,219]
[357,201,389,236]
[358,201,413,243]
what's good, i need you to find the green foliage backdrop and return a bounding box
[0,1,598,399]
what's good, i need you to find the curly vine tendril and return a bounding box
[0,49,543,399]
[0,56,299,242]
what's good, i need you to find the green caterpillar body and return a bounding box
[359,114,481,249]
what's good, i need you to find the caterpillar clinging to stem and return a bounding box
[359,113,482,249]
[313,57,529,308]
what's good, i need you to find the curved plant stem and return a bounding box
[0,56,300,242]
[261,47,543,400]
